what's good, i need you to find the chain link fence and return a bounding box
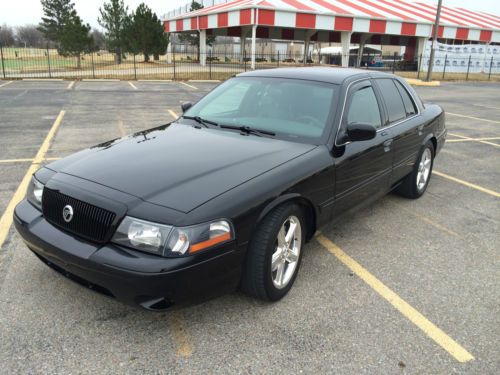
[1,45,499,81]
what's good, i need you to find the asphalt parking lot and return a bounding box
[0,78,498,374]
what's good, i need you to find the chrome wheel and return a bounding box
[416,148,432,191]
[271,215,302,289]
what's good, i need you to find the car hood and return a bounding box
[47,123,316,213]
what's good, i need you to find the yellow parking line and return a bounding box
[446,138,500,143]
[471,140,500,147]
[392,202,460,238]
[472,103,500,111]
[447,112,500,124]
[0,81,13,88]
[446,133,500,147]
[433,171,500,198]
[0,157,62,164]
[128,81,138,90]
[167,312,193,358]
[448,133,500,141]
[0,158,34,164]
[0,110,65,250]
[412,214,460,237]
[316,234,474,363]
[168,109,179,120]
[179,81,198,90]
[67,81,75,90]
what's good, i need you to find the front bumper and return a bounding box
[14,200,245,310]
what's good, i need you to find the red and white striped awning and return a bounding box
[164,0,500,43]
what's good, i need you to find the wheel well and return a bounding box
[430,137,437,154]
[255,196,317,242]
[296,198,317,241]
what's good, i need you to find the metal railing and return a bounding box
[0,45,499,81]
[163,0,228,19]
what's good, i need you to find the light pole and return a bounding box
[426,0,443,82]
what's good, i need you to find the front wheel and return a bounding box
[241,203,305,301]
[395,141,434,199]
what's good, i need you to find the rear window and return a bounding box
[376,79,406,123]
[394,80,417,116]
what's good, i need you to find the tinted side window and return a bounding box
[376,79,406,123]
[395,80,417,116]
[347,86,382,129]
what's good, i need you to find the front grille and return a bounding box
[42,188,116,243]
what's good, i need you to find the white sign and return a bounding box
[421,41,499,73]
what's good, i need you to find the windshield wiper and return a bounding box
[182,115,219,128]
[182,117,275,137]
[220,124,275,137]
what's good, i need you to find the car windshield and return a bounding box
[183,77,338,143]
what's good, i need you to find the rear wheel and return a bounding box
[241,203,305,301]
[395,141,434,199]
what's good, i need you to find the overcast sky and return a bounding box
[1,0,499,28]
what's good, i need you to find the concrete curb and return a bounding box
[22,78,63,81]
[81,79,120,82]
[188,79,221,83]
[405,78,441,86]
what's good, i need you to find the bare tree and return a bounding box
[16,25,46,48]
[91,29,106,51]
[0,24,15,46]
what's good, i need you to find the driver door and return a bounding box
[333,80,394,216]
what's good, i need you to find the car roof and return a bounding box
[237,67,394,85]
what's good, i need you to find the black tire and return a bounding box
[241,203,305,301]
[395,140,435,199]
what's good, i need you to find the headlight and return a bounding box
[27,176,44,210]
[112,217,233,257]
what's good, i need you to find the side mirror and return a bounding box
[346,122,377,142]
[181,102,193,113]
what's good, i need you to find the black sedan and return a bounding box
[14,68,446,310]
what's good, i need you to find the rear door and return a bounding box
[373,78,423,184]
[333,80,394,216]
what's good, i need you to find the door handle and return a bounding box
[383,139,393,152]
[381,130,389,136]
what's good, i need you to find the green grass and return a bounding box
[3,58,78,70]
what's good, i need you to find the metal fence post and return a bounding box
[244,50,247,72]
[173,50,176,80]
[133,53,137,80]
[0,42,5,79]
[417,53,423,79]
[442,54,447,80]
[46,44,52,78]
[488,56,493,80]
[209,50,212,80]
[277,51,280,67]
[91,52,96,79]
[392,52,397,73]
[466,54,471,81]
[366,53,370,70]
